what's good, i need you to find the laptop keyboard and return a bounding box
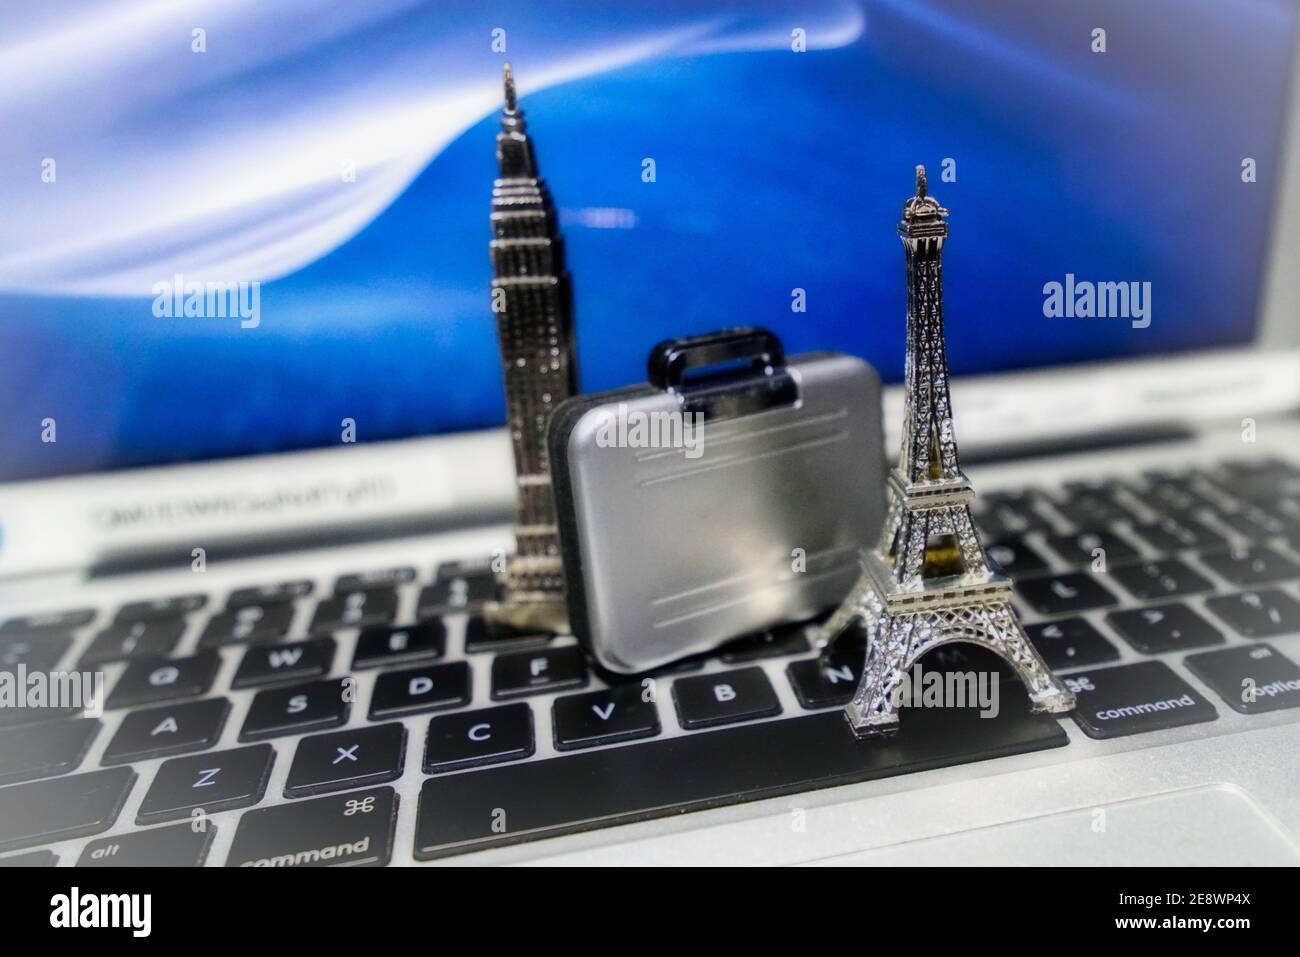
[1,455,1299,864]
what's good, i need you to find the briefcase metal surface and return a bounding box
[548,328,885,674]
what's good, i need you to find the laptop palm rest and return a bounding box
[808,785,1300,866]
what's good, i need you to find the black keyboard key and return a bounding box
[1218,457,1296,479]
[0,766,135,852]
[80,617,184,666]
[116,594,206,621]
[1205,589,1300,637]
[787,648,864,709]
[464,615,551,652]
[239,678,351,741]
[352,622,445,669]
[970,491,1050,537]
[718,622,812,663]
[0,850,58,867]
[435,558,496,579]
[0,631,71,673]
[136,744,273,825]
[414,695,1067,860]
[1185,643,1300,714]
[309,590,397,634]
[232,638,335,689]
[78,823,215,867]
[335,567,416,594]
[0,717,99,784]
[418,574,498,617]
[1110,559,1214,600]
[1016,573,1118,615]
[969,509,1012,539]
[1230,468,1300,504]
[198,602,295,648]
[1024,618,1120,671]
[105,651,220,710]
[553,685,660,750]
[672,667,781,729]
[491,646,587,699]
[1106,602,1223,654]
[1198,545,1300,586]
[369,661,470,719]
[101,697,230,764]
[1131,516,1227,553]
[227,580,313,608]
[285,723,406,798]
[1144,468,1222,501]
[1275,508,1300,540]
[226,786,397,867]
[1064,661,1217,739]
[985,488,1048,507]
[1044,530,1141,568]
[1060,479,1117,495]
[984,537,1050,577]
[2,608,94,633]
[1139,479,1220,517]
[0,704,84,729]
[1054,492,1137,528]
[1213,502,1290,540]
[1239,506,1300,534]
[424,703,534,773]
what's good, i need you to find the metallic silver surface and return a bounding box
[817,166,1075,735]
[561,353,884,674]
[486,64,576,633]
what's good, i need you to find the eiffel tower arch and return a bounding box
[818,166,1075,736]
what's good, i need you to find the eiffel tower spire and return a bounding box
[898,164,960,486]
[485,63,577,634]
[816,166,1074,736]
[881,164,993,588]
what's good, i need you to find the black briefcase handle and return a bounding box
[647,327,786,393]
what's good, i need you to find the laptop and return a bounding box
[1,0,1298,866]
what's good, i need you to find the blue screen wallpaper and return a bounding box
[0,0,1294,481]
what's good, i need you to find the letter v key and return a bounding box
[554,686,660,750]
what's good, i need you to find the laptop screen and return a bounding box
[1,0,1294,483]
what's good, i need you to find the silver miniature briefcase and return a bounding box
[548,328,885,674]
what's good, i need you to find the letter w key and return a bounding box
[232,638,336,690]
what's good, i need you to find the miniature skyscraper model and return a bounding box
[817,166,1075,736]
[485,64,577,634]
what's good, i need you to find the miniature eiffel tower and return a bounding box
[815,165,1075,736]
[484,64,576,634]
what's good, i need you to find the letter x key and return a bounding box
[284,724,406,798]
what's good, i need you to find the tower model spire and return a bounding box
[817,166,1075,735]
[486,63,577,634]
